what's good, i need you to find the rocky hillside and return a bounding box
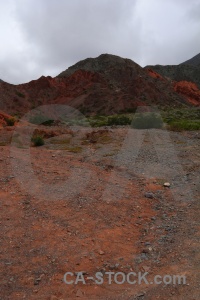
[145,53,200,106]
[0,110,12,127]
[145,64,200,88]
[0,54,199,117]
[181,53,200,67]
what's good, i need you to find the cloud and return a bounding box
[11,0,140,82]
[0,0,199,84]
[137,0,200,65]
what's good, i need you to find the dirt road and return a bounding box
[0,126,199,299]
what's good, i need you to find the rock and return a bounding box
[164,182,170,187]
[144,192,154,199]
[136,292,145,298]
[142,265,150,272]
[99,250,105,255]
[144,242,151,246]
[109,265,116,270]
[76,289,83,297]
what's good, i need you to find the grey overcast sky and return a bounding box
[0,0,200,84]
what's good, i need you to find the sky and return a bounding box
[0,0,200,84]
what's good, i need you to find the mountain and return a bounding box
[145,63,200,88]
[145,53,200,106]
[181,53,200,67]
[58,53,141,77]
[0,53,199,117]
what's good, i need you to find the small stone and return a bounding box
[136,292,145,297]
[164,182,170,187]
[76,289,83,297]
[142,266,150,272]
[109,265,116,270]
[144,192,154,199]
[99,250,105,255]
[144,242,151,246]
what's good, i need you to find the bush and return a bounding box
[88,115,108,127]
[16,91,25,98]
[41,119,55,126]
[31,135,44,147]
[107,115,131,126]
[131,112,163,129]
[5,117,16,126]
[168,120,200,131]
[29,114,50,125]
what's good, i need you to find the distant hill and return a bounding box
[146,53,200,89]
[181,53,200,67]
[144,64,200,88]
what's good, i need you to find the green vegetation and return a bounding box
[131,112,163,129]
[41,119,55,126]
[107,115,131,126]
[87,114,132,127]
[62,146,82,153]
[167,120,200,131]
[87,109,200,131]
[28,108,200,131]
[5,117,16,126]
[87,115,108,127]
[15,91,25,98]
[29,114,54,126]
[31,135,44,147]
[162,108,200,131]
[50,138,71,145]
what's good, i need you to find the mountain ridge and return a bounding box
[181,53,200,67]
[0,53,199,118]
[145,53,200,88]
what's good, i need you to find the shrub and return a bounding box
[107,115,131,126]
[87,115,108,127]
[29,114,49,125]
[31,135,44,147]
[131,112,163,129]
[168,120,200,131]
[41,119,55,126]
[16,91,25,98]
[5,117,16,126]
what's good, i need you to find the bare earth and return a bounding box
[0,125,199,300]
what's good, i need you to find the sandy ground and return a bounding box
[0,125,199,299]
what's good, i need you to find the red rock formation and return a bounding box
[0,55,199,117]
[173,81,200,106]
[146,68,165,80]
